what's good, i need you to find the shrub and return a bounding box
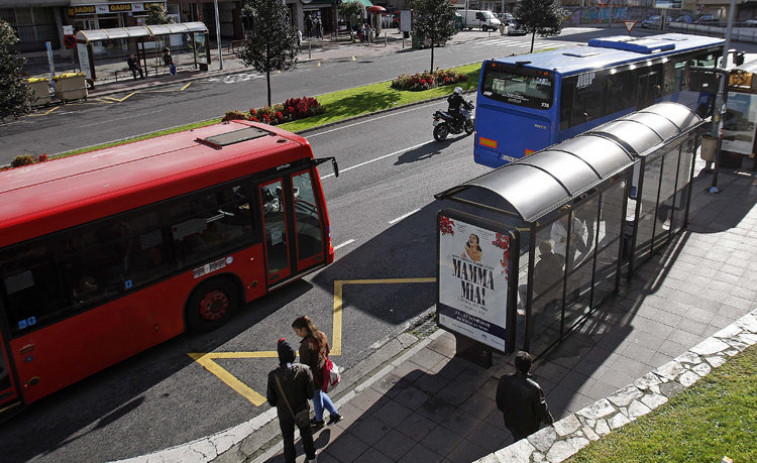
[391,68,468,91]
[11,155,35,167]
[224,97,325,126]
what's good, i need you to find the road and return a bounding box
[0,28,613,164]
[1,27,735,462]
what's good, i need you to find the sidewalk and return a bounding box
[28,29,490,101]
[200,161,757,463]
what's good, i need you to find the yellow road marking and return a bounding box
[188,277,436,405]
[105,92,135,102]
[28,106,60,116]
[180,82,191,91]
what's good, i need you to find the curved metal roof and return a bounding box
[435,103,702,222]
[76,22,208,43]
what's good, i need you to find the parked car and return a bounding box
[641,15,670,29]
[507,22,527,35]
[694,14,719,24]
[497,12,515,24]
[673,14,692,23]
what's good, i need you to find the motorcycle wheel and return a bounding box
[434,123,449,142]
[464,119,475,134]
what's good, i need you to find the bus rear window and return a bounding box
[481,63,554,110]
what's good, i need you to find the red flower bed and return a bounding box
[391,68,468,91]
[222,97,325,125]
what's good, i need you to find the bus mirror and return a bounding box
[314,156,339,177]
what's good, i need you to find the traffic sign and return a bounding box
[63,34,76,49]
[624,20,637,33]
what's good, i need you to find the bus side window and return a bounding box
[0,242,70,336]
[560,77,576,130]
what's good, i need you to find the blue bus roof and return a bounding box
[488,33,724,75]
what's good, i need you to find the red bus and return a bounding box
[0,121,338,417]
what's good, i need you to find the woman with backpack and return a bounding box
[292,315,342,428]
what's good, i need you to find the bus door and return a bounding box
[637,70,663,109]
[259,170,327,287]
[260,179,292,286]
[0,313,20,414]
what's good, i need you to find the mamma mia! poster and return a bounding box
[437,212,510,352]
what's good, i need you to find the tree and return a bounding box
[515,0,563,53]
[409,0,457,72]
[238,0,300,107]
[145,4,173,25]
[0,20,33,122]
[338,1,366,41]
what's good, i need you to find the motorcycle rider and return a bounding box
[447,87,473,130]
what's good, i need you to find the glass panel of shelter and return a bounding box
[672,139,696,232]
[593,179,626,306]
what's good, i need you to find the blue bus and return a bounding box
[474,33,724,168]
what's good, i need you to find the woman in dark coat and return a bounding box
[292,315,342,427]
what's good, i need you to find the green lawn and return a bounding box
[49,63,481,159]
[567,344,757,463]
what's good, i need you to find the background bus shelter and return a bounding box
[435,102,703,359]
[75,22,210,86]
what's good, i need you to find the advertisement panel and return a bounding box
[437,210,516,353]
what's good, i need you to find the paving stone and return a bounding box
[704,355,728,368]
[532,451,548,462]
[737,332,757,346]
[608,412,631,430]
[594,419,611,437]
[713,324,743,339]
[678,370,702,388]
[626,399,652,419]
[553,414,581,437]
[736,313,757,332]
[691,337,732,356]
[529,426,556,452]
[545,437,588,462]
[654,361,685,380]
[575,399,616,421]
[582,425,600,441]
[692,362,712,377]
[607,385,644,408]
[493,439,535,462]
[633,372,663,390]
[673,351,702,365]
[641,392,668,409]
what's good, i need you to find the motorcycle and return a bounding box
[432,102,475,142]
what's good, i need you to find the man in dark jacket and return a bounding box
[447,86,473,129]
[267,339,317,463]
[495,351,554,442]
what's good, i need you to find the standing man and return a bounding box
[267,339,318,463]
[495,351,554,442]
[305,13,313,38]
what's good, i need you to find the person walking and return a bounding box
[267,338,318,463]
[495,351,554,442]
[126,53,144,80]
[305,13,313,38]
[292,315,342,428]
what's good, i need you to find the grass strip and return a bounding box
[566,344,757,463]
[51,63,481,159]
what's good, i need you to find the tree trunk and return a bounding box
[530,31,536,53]
[266,70,272,107]
[430,44,435,74]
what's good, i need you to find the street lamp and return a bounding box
[214,0,223,70]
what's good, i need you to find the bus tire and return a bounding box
[186,277,240,332]
[434,123,449,142]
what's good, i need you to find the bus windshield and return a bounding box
[481,63,554,110]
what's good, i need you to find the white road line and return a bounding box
[334,239,355,250]
[389,208,421,225]
[320,140,430,180]
[78,109,165,128]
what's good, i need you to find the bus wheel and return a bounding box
[434,123,449,142]
[186,278,240,332]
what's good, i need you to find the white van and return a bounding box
[459,10,501,31]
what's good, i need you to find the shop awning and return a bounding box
[75,21,208,43]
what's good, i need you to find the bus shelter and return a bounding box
[75,22,210,87]
[435,102,703,359]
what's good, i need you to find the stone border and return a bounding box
[474,308,757,463]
